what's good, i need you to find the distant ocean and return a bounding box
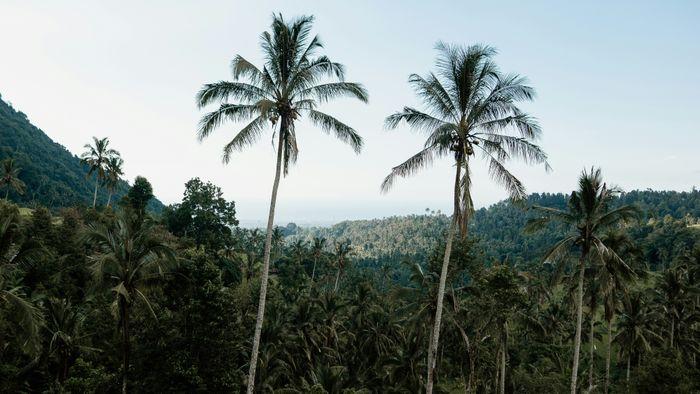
[237,219,339,229]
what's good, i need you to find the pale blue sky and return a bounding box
[1,1,698,223]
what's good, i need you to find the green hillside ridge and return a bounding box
[290,190,700,265]
[0,94,163,211]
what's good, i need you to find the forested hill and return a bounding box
[0,95,163,210]
[290,189,700,266]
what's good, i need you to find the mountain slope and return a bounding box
[0,94,163,211]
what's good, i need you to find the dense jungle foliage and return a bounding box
[1,176,698,393]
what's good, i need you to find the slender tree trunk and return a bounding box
[571,252,587,394]
[500,326,506,394]
[670,319,674,348]
[427,318,435,383]
[589,313,595,392]
[107,192,113,207]
[426,160,461,394]
[467,350,476,394]
[626,355,630,382]
[120,298,130,394]
[334,268,341,292]
[4,187,8,200]
[311,257,318,282]
[458,156,470,240]
[62,352,69,382]
[246,130,285,394]
[605,317,612,394]
[93,179,99,208]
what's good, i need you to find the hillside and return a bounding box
[290,189,700,265]
[0,94,163,211]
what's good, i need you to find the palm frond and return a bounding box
[298,82,368,103]
[307,110,363,153]
[197,104,262,141]
[380,146,436,193]
[384,107,448,133]
[484,154,526,200]
[222,115,269,163]
[407,73,457,121]
[196,81,270,108]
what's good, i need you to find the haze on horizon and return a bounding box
[1,1,698,224]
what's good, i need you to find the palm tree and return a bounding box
[0,209,42,268]
[526,168,639,393]
[310,236,326,283]
[614,293,659,382]
[392,262,439,386]
[82,212,175,394]
[655,267,689,349]
[332,240,352,292]
[0,266,42,355]
[583,272,601,393]
[195,14,367,392]
[1,158,26,200]
[0,208,42,353]
[45,298,98,383]
[382,43,549,393]
[104,156,124,207]
[289,239,308,265]
[597,231,637,394]
[80,137,120,207]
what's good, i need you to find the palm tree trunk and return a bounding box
[334,268,341,292]
[605,317,612,394]
[120,298,130,394]
[626,355,630,382]
[62,351,69,382]
[500,327,506,394]
[4,187,8,200]
[93,179,99,208]
[570,252,587,394]
[311,257,318,282]
[61,356,68,382]
[467,350,476,393]
[107,191,113,207]
[246,129,284,394]
[670,319,674,348]
[589,313,595,392]
[427,317,435,380]
[426,160,461,394]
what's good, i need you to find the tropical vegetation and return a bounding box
[0,12,698,394]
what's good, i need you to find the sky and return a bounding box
[1,1,698,224]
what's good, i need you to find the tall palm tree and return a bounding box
[1,158,26,200]
[332,240,352,292]
[82,212,175,394]
[526,168,639,393]
[583,272,601,393]
[597,231,637,394]
[382,43,549,393]
[310,236,326,283]
[104,156,124,207]
[195,14,367,392]
[80,137,120,207]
